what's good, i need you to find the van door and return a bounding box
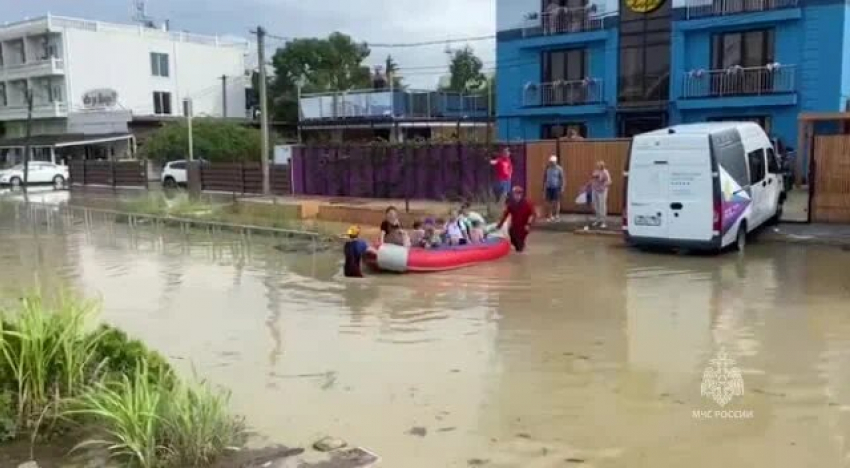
[666,147,715,241]
[765,146,783,214]
[746,148,768,227]
[627,147,670,239]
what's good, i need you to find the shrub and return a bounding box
[91,325,174,388]
[69,362,244,468]
[0,293,101,432]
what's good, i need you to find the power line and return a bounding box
[263,32,495,48]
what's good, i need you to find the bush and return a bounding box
[69,361,244,468]
[0,293,101,432]
[139,120,262,163]
[0,291,245,467]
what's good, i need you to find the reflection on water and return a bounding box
[2,202,850,467]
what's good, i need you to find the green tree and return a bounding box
[139,120,261,163]
[385,55,404,89]
[269,32,372,122]
[444,46,485,93]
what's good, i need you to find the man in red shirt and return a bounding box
[497,186,536,252]
[490,147,514,204]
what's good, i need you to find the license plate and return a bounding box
[634,215,662,226]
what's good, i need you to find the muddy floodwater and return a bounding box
[3,200,850,467]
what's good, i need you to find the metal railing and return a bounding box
[681,65,796,98]
[685,0,798,19]
[299,89,490,120]
[523,6,604,37]
[523,79,603,107]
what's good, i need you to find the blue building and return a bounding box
[496,0,850,148]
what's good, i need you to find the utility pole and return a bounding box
[253,26,271,195]
[22,89,34,193]
[183,98,194,161]
[220,74,228,117]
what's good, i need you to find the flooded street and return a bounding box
[2,200,850,467]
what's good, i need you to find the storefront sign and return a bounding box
[625,0,665,13]
[82,89,118,109]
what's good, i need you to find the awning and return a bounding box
[0,133,133,149]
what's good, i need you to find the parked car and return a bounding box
[624,122,785,253]
[0,162,68,188]
[161,159,208,188]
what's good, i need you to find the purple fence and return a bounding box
[291,143,526,201]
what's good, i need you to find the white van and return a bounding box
[624,122,785,252]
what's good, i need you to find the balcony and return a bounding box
[0,58,65,81]
[0,101,68,121]
[299,89,490,121]
[685,0,798,19]
[523,79,604,107]
[681,65,796,99]
[523,6,605,37]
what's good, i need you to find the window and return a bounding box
[0,84,6,107]
[766,147,780,174]
[153,91,172,115]
[747,149,766,183]
[543,0,587,8]
[150,52,170,77]
[617,0,671,103]
[542,123,587,139]
[543,49,588,83]
[169,161,187,170]
[711,29,774,69]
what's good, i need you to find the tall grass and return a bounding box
[67,363,164,467]
[0,292,246,467]
[0,293,101,431]
[68,363,244,468]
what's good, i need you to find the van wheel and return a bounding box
[768,202,784,225]
[735,224,747,252]
[163,177,177,189]
[53,175,65,189]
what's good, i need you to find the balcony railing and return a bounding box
[523,6,604,37]
[0,101,67,120]
[523,79,604,107]
[299,89,490,120]
[685,0,799,19]
[0,57,65,81]
[681,65,796,99]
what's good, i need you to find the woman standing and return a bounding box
[590,161,611,229]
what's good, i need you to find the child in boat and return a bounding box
[468,219,485,243]
[445,210,467,246]
[343,225,372,278]
[419,218,441,249]
[434,217,447,244]
[460,202,486,233]
[409,220,425,246]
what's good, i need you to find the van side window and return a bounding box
[766,147,780,174]
[747,149,766,184]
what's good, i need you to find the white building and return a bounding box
[0,14,248,164]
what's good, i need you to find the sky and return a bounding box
[0,0,496,89]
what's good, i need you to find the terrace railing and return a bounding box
[523,79,604,107]
[682,65,796,98]
[523,6,604,37]
[685,0,799,19]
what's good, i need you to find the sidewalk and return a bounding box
[533,214,622,236]
[760,223,850,247]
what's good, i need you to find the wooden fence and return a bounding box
[199,163,291,195]
[69,160,148,188]
[525,139,631,215]
[811,135,850,223]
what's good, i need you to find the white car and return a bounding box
[161,159,207,188]
[0,162,69,188]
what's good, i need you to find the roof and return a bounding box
[0,133,132,149]
[640,122,759,137]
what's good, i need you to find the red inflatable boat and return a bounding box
[365,237,511,273]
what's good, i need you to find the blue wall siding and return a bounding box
[497,29,618,141]
[799,3,845,113]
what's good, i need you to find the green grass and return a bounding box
[119,192,223,219]
[0,291,245,467]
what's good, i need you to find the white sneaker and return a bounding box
[600,223,607,229]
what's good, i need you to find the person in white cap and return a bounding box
[543,154,564,221]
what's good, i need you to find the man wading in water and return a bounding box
[496,186,536,252]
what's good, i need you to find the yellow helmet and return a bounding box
[346,225,361,237]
